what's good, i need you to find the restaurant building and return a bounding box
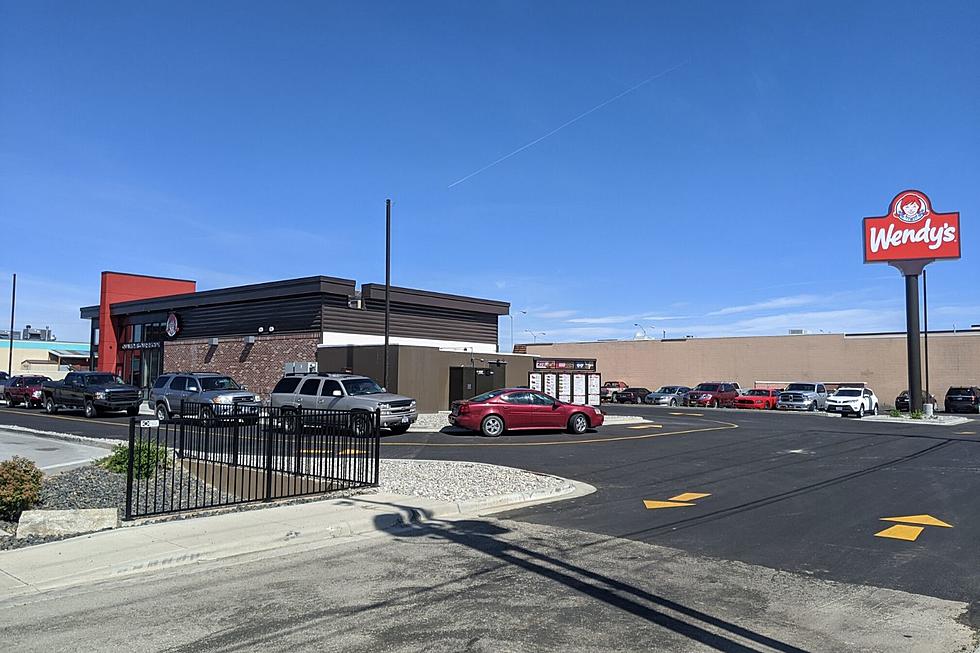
[80,271,533,410]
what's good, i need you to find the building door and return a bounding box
[448,367,502,408]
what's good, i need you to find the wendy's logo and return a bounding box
[892,192,929,224]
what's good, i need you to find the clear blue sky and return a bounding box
[2,1,978,348]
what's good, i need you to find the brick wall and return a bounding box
[163,332,320,397]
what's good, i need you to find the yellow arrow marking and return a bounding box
[628,424,663,430]
[881,514,953,528]
[643,500,695,510]
[875,524,925,541]
[670,492,711,502]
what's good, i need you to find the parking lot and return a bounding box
[2,400,978,612]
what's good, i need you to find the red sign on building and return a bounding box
[863,190,960,263]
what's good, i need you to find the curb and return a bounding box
[861,415,972,427]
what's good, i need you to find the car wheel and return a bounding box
[481,414,504,437]
[351,412,373,437]
[155,403,170,421]
[669,398,677,407]
[872,404,878,415]
[808,401,816,412]
[568,413,589,435]
[857,405,865,418]
[44,396,58,414]
[7,395,19,407]
[84,400,98,419]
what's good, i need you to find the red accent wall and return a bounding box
[98,272,196,374]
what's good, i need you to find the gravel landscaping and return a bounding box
[375,459,572,503]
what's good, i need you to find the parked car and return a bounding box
[600,381,628,403]
[944,386,980,414]
[734,388,781,410]
[615,387,651,404]
[826,386,879,417]
[42,371,142,418]
[684,382,740,408]
[3,375,51,408]
[894,390,938,412]
[149,372,259,421]
[0,371,8,397]
[449,388,604,437]
[644,386,692,406]
[776,382,829,412]
[270,373,417,435]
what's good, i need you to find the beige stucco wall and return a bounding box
[0,341,90,381]
[527,332,980,407]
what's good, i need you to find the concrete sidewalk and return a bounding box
[0,480,593,600]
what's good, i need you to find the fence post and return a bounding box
[264,406,274,501]
[178,398,185,458]
[373,408,381,485]
[125,417,136,520]
[232,403,240,467]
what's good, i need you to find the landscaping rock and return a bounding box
[16,508,119,539]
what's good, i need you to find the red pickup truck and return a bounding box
[3,375,51,408]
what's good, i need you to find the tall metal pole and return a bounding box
[922,268,929,402]
[904,274,923,413]
[383,199,391,389]
[7,274,15,377]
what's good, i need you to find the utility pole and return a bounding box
[383,199,391,389]
[7,273,15,377]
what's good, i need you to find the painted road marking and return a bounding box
[669,492,711,502]
[875,525,925,541]
[880,514,953,528]
[874,514,953,541]
[955,430,975,435]
[644,492,711,510]
[627,424,663,430]
[0,407,128,429]
[669,412,703,417]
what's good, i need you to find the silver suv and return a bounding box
[149,372,259,421]
[776,382,829,412]
[270,373,417,434]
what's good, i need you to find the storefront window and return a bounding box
[120,320,166,397]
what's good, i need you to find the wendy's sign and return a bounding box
[863,190,960,263]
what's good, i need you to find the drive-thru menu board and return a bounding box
[528,371,602,405]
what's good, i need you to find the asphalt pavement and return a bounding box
[0,427,112,472]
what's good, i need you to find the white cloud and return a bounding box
[707,294,819,316]
[536,309,578,319]
[567,312,686,325]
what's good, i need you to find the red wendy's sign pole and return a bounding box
[863,190,961,413]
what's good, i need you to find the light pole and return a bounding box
[7,273,15,377]
[525,329,544,344]
[383,199,391,389]
[506,314,514,353]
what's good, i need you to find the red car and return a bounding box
[683,382,740,408]
[449,388,604,437]
[734,388,781,410]
[3,375,51,408]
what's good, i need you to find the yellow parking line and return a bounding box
[627,424,663,430]
[0,407,128,429]
[382,420,737,447]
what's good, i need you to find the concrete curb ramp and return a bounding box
[0,476,594,600]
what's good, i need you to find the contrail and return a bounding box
[448,60,689,189]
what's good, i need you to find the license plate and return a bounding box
[400,416,409,424]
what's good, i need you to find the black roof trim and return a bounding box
[361,284,509,315]
[80,305,100,319]
[108,275,356,316]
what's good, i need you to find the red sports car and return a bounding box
[449,388,604,437]
[734,388,781,410]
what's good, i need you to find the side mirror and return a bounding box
[332,390,342,397]
[381,387,387,393]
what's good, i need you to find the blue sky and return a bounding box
[1,1,978,348]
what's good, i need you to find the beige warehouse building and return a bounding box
[525,330,980,408]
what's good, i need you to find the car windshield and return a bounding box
[747,389,768,396]
[655,387,675,394]
[85,374,123,385]
[469,389,509,402]
[785,383,816,392]
[342,378,385,396]
[694,384,719,392]
[200,376,240,391]
[835,389,862,397]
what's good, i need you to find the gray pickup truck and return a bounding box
[270,373,417,434]
[776,382,829,412]
[42,371,142,418]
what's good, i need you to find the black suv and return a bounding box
[615,387,651,404]
[944,386,980,414]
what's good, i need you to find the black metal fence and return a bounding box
[124,402,381,520]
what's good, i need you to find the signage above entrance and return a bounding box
[165,312,180,338]
[534,358,596,371]
[863,190,960,264]
[120,341,162,351]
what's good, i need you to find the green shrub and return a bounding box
[0,457,43,521]
[888,409,902,418]
[910,410,923,420]
[97,443,169,479]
